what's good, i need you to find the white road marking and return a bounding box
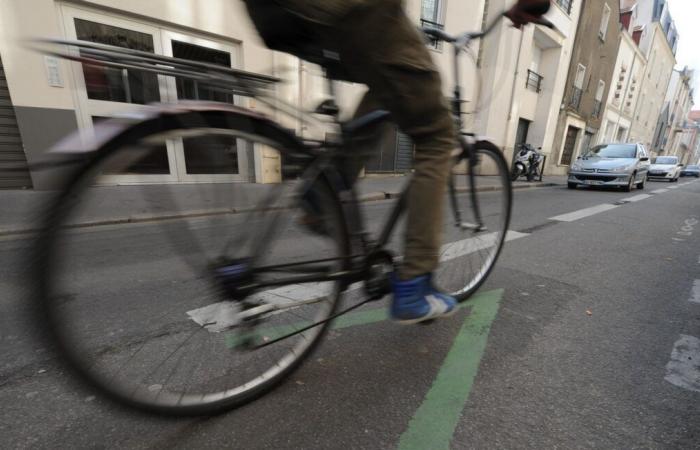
[664,335,700,393]
[187,302,241,332]
[690,280,700,304]
[668,185,680,189]
[187,230,530,331]
[438,230,528,262]
[549,204,618,222]
[651,189,669,194]
[620,194,652,203]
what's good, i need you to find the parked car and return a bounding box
[680,164,700,178]
[648,156,683,182]
[568,143,650,191]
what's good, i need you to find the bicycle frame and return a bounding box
[223,21,501,307]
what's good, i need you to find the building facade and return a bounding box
[0,0,490,189]
[548,0,621,174]
[654,67,694,159]
[597,1,646,147]
[628,0,677,151]
[476,0,582,169]
[0,0,291,189]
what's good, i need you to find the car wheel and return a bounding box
[567,182,577,190]
[637,176,645,189]
[623,174,635,192]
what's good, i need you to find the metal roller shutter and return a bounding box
[0,54,32,189]
[394,131,414,173]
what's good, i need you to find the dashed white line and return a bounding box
[665,335,700,393]
[690,280,700,304]
[651,189,669,194]
[620,194,652,203]
[668,185,680,189]
[438,230,528,262]
[549,204,618,222]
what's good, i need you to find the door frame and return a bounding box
[61,4,250,185]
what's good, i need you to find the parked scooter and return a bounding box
[511,143,544,182]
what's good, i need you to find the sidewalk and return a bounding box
[0,175,567,235]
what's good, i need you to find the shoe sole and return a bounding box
[392,307,458,325]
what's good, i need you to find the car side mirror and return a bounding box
[640,157,649,162]
[678,164,684,167]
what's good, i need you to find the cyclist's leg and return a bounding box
[338,0,457,280]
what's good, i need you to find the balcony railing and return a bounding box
[592,100,602,118]
[570,87,583,110]
[526,70,544,93]
[420,19,445,50]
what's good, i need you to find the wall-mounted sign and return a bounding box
[44,56,64,88]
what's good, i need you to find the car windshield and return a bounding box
[686,165,699,170]
[583,144,636,159]
[654,157,678,165]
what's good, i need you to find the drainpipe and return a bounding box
[504,28,525,163]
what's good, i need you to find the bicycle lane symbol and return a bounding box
[221,289,504,447]
[397,289,503,450]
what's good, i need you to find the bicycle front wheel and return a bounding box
[434,141,512,302]
[34,109,350,415]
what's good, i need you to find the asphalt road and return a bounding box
[1,178,699,449]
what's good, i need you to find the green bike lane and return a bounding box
[1,180,699,448]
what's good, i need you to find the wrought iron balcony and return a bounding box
[570,87,583,110]
[420,19,445,50]
[526,70,544,93]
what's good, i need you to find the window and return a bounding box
[595,80,605,101]
[570,64,586,109]
[172,41,234,104]
[555,0,573,15]
[599,4,611,41]
[421,0,443,24]
[575,64,586,89]
[616,126,628,142]
[75,18,160,104]
[593,80,605,117]
[421,0,444,49]
[526,70,544,93]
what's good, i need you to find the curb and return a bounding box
[0,182,562,237]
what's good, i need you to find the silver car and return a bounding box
[567,143,650,191]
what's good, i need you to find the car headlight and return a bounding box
[611,165,633,173]
[571,163,583,171]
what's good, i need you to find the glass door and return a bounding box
[161,31,249,183]
[64,7,179,184]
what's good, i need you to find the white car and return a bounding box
[648,156,683,182]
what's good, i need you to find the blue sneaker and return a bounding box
[391,274,458,324]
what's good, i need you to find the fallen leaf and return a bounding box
[586,310,593,316]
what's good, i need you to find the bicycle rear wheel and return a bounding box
[434,141,512,302]
[34,109,350,415]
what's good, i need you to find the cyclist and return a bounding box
[244,0,551,323]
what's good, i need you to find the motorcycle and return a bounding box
[511,143,544,182]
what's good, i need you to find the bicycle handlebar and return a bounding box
[421,10,555,48]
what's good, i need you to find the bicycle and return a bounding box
[30,12,539,415]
